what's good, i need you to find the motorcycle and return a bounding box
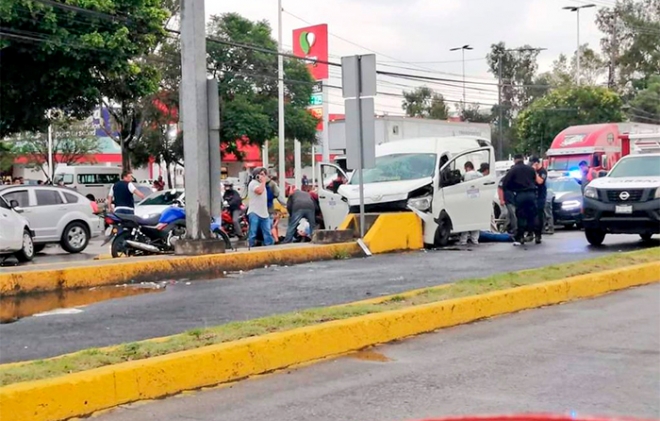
[104,202,231,257]
[219,201,248,240]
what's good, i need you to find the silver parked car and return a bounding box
[0,185,103,254]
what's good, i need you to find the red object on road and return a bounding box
[409,415,656,421]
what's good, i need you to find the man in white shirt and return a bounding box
[459,161,483,246]
[247,167,274,247]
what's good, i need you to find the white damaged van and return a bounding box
[317,136,496,247]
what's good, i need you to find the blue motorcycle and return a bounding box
[104,203,230,258]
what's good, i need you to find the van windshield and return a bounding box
[349,153,437,184]
[608,156,660,178]
[548,155,590,171]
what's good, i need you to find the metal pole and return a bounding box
[311,145,317,187]
[357,56,365,239]
[180,0,211,239]
[262,141,268,168]
[576,8,581,86]
[322,80,330,162]
[47,122,53,182]
[294,139,302,189]
[207,78,222,219]
[462,48,466,105]
[277,0,286,195]
[497,57,503,160]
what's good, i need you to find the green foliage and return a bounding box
[0,142,16,172]
[628,75,660,124]
[401,86,449,119]
[206,13,318,154]
[516,86,624,155]
[0,0,170,142]
[10,116,101,178]
[459,104,492,124]
[597,0,660,92]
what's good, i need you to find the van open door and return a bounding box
[318,163,349,230]
[436,147,496,233]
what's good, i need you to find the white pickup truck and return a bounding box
[582,151,660,245]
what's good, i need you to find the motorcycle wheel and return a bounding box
[111,231,133,258]
[214,228,232,250]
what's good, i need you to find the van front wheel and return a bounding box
[433,217,451,248]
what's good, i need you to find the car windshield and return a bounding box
[349,153,437,184]
[547,178,581,193]
[608,155,660,178]
[548,155,590,171]
[139,190,183,206]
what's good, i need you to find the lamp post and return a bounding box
[450,44,473,105]
[562,4,596,86]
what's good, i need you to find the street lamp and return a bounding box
[563,4,596,86]
[450,44,473,105]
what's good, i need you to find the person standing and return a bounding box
[458,161,482,246]
[153,176,165,191]
[106,170,146,215]
[498,154,538,246]
[247,168,274,247]
[479,162,490,176]
[283,187,316,243]
[578,160,597,193]
[530,157,548,244]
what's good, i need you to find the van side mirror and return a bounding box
[598,170,608,178]
[440,169,463,187]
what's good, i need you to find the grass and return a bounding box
[0,247,657,387]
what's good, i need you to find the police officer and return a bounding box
[106,170,146,215]
[498,154,538,246]
[530,156,548,244]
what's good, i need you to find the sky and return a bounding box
[205,0,614,115]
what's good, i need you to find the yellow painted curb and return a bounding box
[0,242,362,296]
[364,213,423,253]
[2,262,658,421]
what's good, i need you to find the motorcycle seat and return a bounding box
[115,213,161,226]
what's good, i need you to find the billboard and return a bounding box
[292,24,329,81]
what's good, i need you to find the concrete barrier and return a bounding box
[340,212,424,253]
[2,261,657,421]
[0,242,363,297]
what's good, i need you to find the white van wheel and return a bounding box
[434,217,452,247]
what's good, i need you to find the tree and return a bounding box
[516,86,624,155]
[458,104,492,123]
[401,87,449,119]
[628,75,660,124]
[12,117,101,179]
[206,13,319,158]
[542,45,606,88]
[0,142,16,172]
[267,138,313,175]
[597,0,660,92]
[0,0,170,146]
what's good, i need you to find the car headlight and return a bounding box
[561,200,581,210]
[407,194,432,212]
[584,186,598,200]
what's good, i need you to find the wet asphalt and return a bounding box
[0,231,657,363]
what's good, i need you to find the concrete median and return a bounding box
[0,242,363,296]
[1,258,657,421]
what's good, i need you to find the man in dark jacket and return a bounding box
[498,155,538,246]
[223,182,244,238]
[106,170,146,215]
[283,188,316,243]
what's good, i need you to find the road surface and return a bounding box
[0,231,657,363]
[97,283,660,421]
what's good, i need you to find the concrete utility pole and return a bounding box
[207,78,222,219]
[180,0,211,240]
[277,0,286,195]
[563,4,596,86]
[450,44,473,106]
